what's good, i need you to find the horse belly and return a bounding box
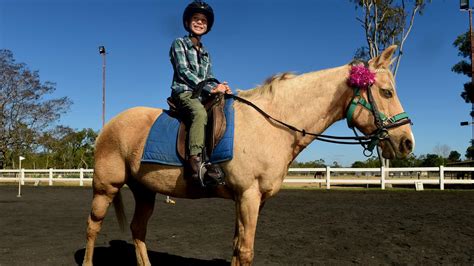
[133,163,233,199]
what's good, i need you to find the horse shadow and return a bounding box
[74,240,230,266]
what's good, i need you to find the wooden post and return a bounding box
[326,166,331,190]
[439,165,445,190]
[381,166,386,190]
[49,168,53,186]
[80,168,84,186]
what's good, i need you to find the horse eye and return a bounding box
[380,88,393,98]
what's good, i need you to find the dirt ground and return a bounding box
[0,185,473,265]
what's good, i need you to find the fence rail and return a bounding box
[0,168,93,186]
[1,166,473,190]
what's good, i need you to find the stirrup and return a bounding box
[197,162,207,187]
[198,162,225,188]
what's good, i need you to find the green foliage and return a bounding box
[390,154,419,167]
[466,145,474,160]
[453,31,471,59]
[41,126,97,169]
[447,151,461,163]
[452,31,474,104]
[0,49,72,168]
[6,127,97,169]
[352,156,380,168]
[351,0,431,76]
[419,154,444,167]
[349,149,463,168]
[290,159,326,168]
[12,127,97,169]
[0,49,99,169]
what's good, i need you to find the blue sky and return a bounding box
[0,0,470,166]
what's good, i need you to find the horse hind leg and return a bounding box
[83,162,127,266]
[128,179,156,266]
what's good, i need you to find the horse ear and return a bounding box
[369,45,398,69]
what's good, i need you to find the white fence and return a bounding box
[287,166,474,190]
[0,166,473,190]
[0,168,93,186]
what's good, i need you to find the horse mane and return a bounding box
[238,72,297,98]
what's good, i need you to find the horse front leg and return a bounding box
[232,201,266,257]
[231,188,262,266]
[129,181,156,266]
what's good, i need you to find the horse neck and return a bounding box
[246,65,352,133]
[237,65,353,159]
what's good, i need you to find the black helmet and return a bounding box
[182,1,214,34]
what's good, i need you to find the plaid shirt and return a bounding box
[169,35,218,96]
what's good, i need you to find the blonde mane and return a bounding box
[238,72,297,98]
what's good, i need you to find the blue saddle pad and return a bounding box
[141,98,234,166]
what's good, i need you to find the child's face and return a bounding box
[188,13,208,36]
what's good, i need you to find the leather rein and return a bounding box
[195,71,412,157]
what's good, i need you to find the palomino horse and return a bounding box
[83,45,414,265]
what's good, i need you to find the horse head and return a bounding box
[345,45,414,159]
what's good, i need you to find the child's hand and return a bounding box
[211,81,232,94]
[222,81,233,94]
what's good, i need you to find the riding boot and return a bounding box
[188,155,202,185]
[204,163,225,186]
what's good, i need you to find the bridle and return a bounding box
[196,67,412,157]
[345,92,411,156]
[343,67,411,156]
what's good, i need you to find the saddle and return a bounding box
[167,94,227,161]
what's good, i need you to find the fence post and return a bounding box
[326,166,331,190]
[381,166,385,190]
[20,169,25,185]
[49,168,53,186]
[80,168,84,186]
[439,165,445,191]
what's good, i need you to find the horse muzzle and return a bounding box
[379,131,415,159]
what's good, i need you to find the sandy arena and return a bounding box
[0,185,473,265]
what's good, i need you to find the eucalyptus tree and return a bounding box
[351,0,431,77]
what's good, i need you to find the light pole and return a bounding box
[99,46,106,128]
[17,156,25,197]
[461,0,474,159]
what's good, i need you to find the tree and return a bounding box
[290,159,326,168]
[420,154,444,167]
[351,0,431,77]
[447,150,461,163]
[351,156,381,168]
[38,126,97,169]
[466,140,474,160]
[452,32,474,105]
[433,144,451,158]
[0,49,72,168]
[390,153,420,167]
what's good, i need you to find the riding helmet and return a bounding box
[183,1,214,34]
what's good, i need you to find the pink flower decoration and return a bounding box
[348,65,376,88]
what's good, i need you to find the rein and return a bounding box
[226,94,380,147]
[196,65,412,157]
[223,67,412,157]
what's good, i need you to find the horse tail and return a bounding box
[113,190,127,232]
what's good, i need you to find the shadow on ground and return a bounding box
[74,240,230,266]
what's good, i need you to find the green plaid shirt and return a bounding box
[169,35,218,97]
